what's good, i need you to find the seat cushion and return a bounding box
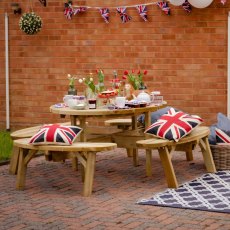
[29,124,82,145]
[208,113,230,145]
[145,107,203,142]
[215,128,230,144]
[138,106,172,124]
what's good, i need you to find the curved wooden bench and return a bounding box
[13,138,117,197]
[9,122,71,175]
[136,126,216,188]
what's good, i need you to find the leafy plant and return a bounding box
[19,12,42,35]
[0,131,13,161]
[123,70,148,90]
[79,70,105,93]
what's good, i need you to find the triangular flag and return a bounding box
[73,7,87,15]
[157,2,170,15]
[136,5,148,22]
[99,8,110,23]
[64,2,74,19]
[117,7,132,23]
[182,0,192,13]
[39,0,46,7]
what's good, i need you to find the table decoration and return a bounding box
[67,74,77,95]
[123,69,148,90]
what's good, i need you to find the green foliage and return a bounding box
[19,12,42,35]
[0,131,13,161]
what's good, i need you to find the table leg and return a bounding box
[79,117,87,142]
[144,111,151,129]
[70,115,77,126]
[131,115,138,130]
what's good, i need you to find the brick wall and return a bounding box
[0,0,229,130]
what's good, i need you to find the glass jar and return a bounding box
[151,91,163,105]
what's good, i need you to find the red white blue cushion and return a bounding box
[145,108,203,142]
[215,128,230,144]
[29,124,82,145]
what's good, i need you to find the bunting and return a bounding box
[116,7,132,23]
[182,0,192,13]
[136,5,148,21]
[157,2,170,15]
[63,1,226,21]
[99,8,110,23]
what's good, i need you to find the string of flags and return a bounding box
[64,1,228,22]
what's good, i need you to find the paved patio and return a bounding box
[0,148,229,230]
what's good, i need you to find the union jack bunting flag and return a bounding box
[29,124,82,145]
[64,3,74,19]
[136,5,148,22]
[221,0,227,5]
[39,0,46,7]
[215,128,230,144]
[157,2,170,15]
[117,7,132,23]
[99,8,110,23]
[182,0,192,13]
[73,7,87,15]
[145,108,203,142]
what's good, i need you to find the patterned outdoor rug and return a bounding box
[137,171,230,213]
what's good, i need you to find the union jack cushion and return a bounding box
[145,108,203,142]
[29,124,82,145]
[215,128,230,144]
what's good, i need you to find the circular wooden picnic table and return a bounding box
[50,103,166,141]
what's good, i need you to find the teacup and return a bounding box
[115,96,126,108]
[63,95,74,105]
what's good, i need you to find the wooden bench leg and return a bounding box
[83,152,96,197]
[158,147,178,188]
[199,137,216,172]
[146,149,152,177]
[132,148,139,166]
[16,148,37,190]
[9,146,20,175]
[126,148,133,157]
[185,144,194,161]
[16,148,28,190]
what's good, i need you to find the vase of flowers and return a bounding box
[78,70,106,97]
[123,69,148,90]
[67,74,77,95]
[123,69,150,103]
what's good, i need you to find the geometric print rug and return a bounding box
[137,171,230,214]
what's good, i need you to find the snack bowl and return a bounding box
[75,103,85,110]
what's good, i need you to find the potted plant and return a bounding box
[19,12,42,35]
